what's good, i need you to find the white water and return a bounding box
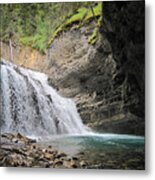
[0,60,89,138]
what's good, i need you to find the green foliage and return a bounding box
[0,2,102,52]
[20,17,48,53]
[48,2,102,45]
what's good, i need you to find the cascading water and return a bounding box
[0,59,89,137]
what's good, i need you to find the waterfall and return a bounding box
[0,60,89,138]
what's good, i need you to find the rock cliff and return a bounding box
[45,1,145,135]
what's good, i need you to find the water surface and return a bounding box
[40,133,145,169]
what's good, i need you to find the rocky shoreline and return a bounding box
[0,133,87,168]
[0,133,145,169]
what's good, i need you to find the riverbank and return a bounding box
[0,133,86,168]
[0,133,145,169]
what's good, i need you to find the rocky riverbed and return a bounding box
[0,133,87,168]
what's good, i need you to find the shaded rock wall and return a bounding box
[101,1,145,118]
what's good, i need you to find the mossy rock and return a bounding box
[88,28,98,45]
[88,16,102,45]
[48,2,102,46]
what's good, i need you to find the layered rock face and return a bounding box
[46,1,145,135]
[1,1,145,135]
[46,28,121,133]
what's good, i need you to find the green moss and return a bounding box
[65,7,87,25]
[48,25,64,45]
[88,16,102,45]
[48,2,102,46]
[97,16,102,27]
[84,3,102,22]
[88,28,98,45]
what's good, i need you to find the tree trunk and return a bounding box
[90,6,98,23]
[0,41,2,58]
[9,39,13,62]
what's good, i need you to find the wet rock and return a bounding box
[80,160,87,167]
[1,133,14,139]
[56,151,67,158]
[0,133,86,168]
[16,133,23,139]
[63,159,78,168]
[54,159,63,168]
[72,156,79,161]
[13,139,28,145]
[44,152,53,160]
[70,160,78,168]
[9,133,37,145]
[63,160,71,168]
[28,139,37,143]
